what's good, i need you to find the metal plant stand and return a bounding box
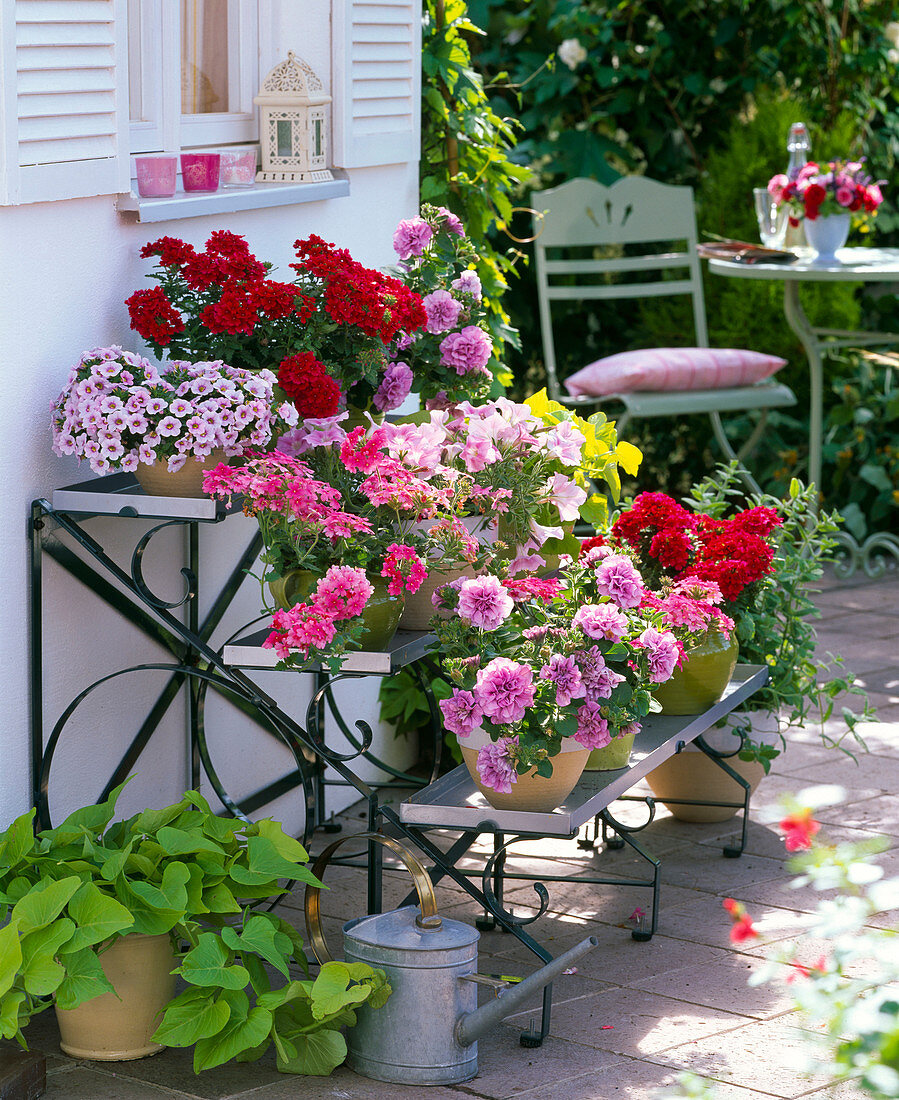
[30,473,768,1052]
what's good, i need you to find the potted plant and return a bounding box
[127,229,428,420]
[768,159,884,260]
[431,556,681,812]
[0,784,390,1074]
[388,203,497,409]
[609,463,873,820]
[50,346,297,496]
[202,430,441,666]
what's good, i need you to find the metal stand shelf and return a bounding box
[29,473,768,1054]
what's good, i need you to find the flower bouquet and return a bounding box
[127,230,428,420]
[389,204,495,408]
[431,557,680,809]
[767,160,884,227]
[51,346,296,482]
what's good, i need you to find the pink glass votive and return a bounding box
[135,155,178,198]
[180,152,220,192]
[220,150,257,187]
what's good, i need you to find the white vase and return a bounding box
[804,213,850,264]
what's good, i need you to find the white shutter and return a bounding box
[3,0,129,205]
[332,0,421,169]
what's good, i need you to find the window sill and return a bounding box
[116,174,350,222]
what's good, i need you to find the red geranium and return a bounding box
[278,352,340,419]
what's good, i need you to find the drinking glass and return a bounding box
[753,186,786,247]
[220,150,257,187]
[135,155,177,198]
[180,152,220,192]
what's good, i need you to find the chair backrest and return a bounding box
[531,176,710,401]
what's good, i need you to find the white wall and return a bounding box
[0,6,420,831]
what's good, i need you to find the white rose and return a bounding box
[886,21,899,47]
[557,38,587,71]
[889,47,899,64]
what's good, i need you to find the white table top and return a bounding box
[708,246,899,281]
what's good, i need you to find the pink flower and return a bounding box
[594,554,644,608]
[393,216,434,260]
[475,658,535,724]
[767,173,789,203]
[422,289,463,334]
[439,326,493,376]
[439,690,484,738]
[539,654,585,707]
[574,701,611,749]
[638,625,680,683]
[436,206,465,236]
[541,473,587,522]
[780,809,820,852]
[541,421,586,465]
[451,270,482,299]
[835,185,854,207]
[314,566,373,619]
[381,543,428,595]
[373,360,414,413]
[476,738,518,793]
[572,603,628,642]
[457,575,514,630]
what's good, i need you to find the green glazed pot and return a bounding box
[585,731,636,772]
[268,569,403,652]
[652,629,739,716]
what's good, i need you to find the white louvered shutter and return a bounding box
[4,0,129,205]
[332,0,421,169]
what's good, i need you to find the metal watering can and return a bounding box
[304,833,598,1085]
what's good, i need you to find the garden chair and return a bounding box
[531,176,797,491]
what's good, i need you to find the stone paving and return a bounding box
[8,568,899,1099]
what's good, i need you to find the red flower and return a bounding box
[139,236,196,268]
[780,809,820,852]
[722,897,759,942]
[579,535,606,556]
[199,284,258,336]
[247,279,301,321]
[205,230,251,258]
[277,352,341,418]
[182,253,229,292]
[125,286,185,346]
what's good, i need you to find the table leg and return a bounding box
[783,281,824,495]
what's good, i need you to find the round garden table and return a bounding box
[708,247,899,575]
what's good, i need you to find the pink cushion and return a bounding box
[563,347,787,398]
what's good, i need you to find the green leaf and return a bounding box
[223,914,292,979]
[0,920,23,999]
[202,882,241,914]
[0,990,27,1042]
[310,962,374,1018]
[63,883,134,952]
[254,820,309,865]
[256,980,312,1012]
[156,826,226,858]
[98,840,133,882]
[178,932,250,990]
[246,837,320,884]
[276,1026,347,1076]
[0,811,36,870]
[192,1005,273,1072]
[11,877,81,934]
[54,946,116,1010]
[127,861,190,915]
[20,918,74,995]
[132,800,189,836]
[49,779,129,843]
[153,989,231,1047]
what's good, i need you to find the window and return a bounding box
[127,0,258,157]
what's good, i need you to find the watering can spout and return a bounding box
[455,935,598,1048]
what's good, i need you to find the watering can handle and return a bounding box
[304,831,442,964]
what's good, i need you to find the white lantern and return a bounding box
[254,51,333,183]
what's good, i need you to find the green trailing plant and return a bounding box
[421,0,533,380]
[378,664,458,765]
[0,785,391,1075]
[823,350,899,540]
[684,462,874,768]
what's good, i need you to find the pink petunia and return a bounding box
[475,658,535,725]
[594,554,645,608]
[439,689,484,738]
[457,575,514,630]
[476,737,518,793]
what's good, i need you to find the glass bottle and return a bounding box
[785,122,811,248]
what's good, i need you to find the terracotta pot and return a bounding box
[652,630,739,716]
[55,933,176,1060]
[585,731,635,772]
[459,730,589,813]
[268,569,404,651]
[645,710,779,822]
[134,448,227,498]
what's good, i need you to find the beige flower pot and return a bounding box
[460,732,589,813]
[55,933,177,1060]
[134,448,227,497]
[645,711,779,823]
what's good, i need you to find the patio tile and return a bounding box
[780,749,899,791]
[224,1066,465,1099]
[40,1064,189,1098]
[636,955,797,1020]
[501,984,752,1057]
[651,843,786,895]
[647,893,814,953]
[659,1017,839,1097]
[458,1024,627,1098]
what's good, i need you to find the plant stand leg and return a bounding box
[598,808,660,940]
[694,739,753,857]
[477,833,505,930]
